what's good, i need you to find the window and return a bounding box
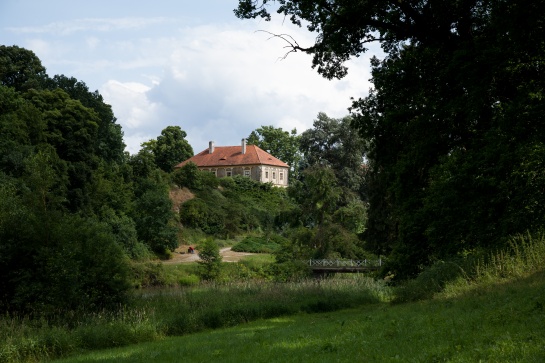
[211,169,217,176]
[265,171,269,179]
[244,169,251,177]
[272,172,276,179]
[280,172,284,181]
[226,168,232,177]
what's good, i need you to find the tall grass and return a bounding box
[0,308,158,363]
[4,233,543,362]
[477,232,545,279]
[394,232,545,303]
[134,275,391,335]
[54,270,545,363]
[0,275,389,363]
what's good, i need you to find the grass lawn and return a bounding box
[53,270,545,363]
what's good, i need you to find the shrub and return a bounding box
[0,210,131,314]
[393,258,471,303]
[477,232,545,279]
[393,232,545,303]
[197,238,222,280]
[172,162,219,191]
[232,235,284,253]
[179,198,225,235]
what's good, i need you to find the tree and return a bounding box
[133,179,179,254]
[0,170,130,313]
[299,113,367,200]
[197,238,222,280]
[247,125,301,179]
[24,88,100,212]
[292,165,341,226]
[0,45,46,91]
[154,126,194,173]
[236,0,545,278]
[172,161,219,191]
[128,144,157,179]
[44,75,125,163]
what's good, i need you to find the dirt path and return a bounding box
[161,246,256,264]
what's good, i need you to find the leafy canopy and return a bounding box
[236,0,545,278]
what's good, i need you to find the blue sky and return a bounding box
[1,0,381,154]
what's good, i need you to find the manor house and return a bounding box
[175,139,289,187]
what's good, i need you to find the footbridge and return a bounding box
[308,259,383,274]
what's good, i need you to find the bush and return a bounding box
[133,185,178,253]
[393,258,471,303]
[173,162,219,191]
[231,235,284,253]
[0,209,131,313]
[179,198,225,234]
[197,238,222,280]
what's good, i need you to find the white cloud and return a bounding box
[86,36,100,49]
[97,21,379,154]
[7,17,172,36]
[100,80,160,153]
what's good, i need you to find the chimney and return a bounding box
[241,138,246,154]
[209,141,214,154]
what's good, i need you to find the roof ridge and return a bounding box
[175,143,288,169]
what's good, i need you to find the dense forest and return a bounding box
[0,45,371,315]
[1,0,544,315]
[236,0,545,277]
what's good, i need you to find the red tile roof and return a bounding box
[175,144,289,168]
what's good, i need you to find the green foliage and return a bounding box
[313,222,365,259]
[0,45,46,91]
[393,258,473,303]
[43,75,125,163]
[179,198,225,234]
[129,262,199,288]
[180,173,295,238]
[393,232,545,303]
[133,182,179,254]
[0,46,197,319]
[0,276,388,362]
[231,235,285,253]
[0,189,130,313]
[289,165,341,226]
[153,126,193,173]
[477,232,545,280]
[172,162,219,191]
[333,198,367,234]
[101,209,152,260]
[299,113,367,199]
[128,147,157,179]
[197,238,222,280]
[56,271,545,362]
[247,125,302,179]
[236,0,545,281]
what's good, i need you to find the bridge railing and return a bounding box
[308,259,383,268]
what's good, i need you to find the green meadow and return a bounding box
[53,270,545,363]
[3,234,545,363]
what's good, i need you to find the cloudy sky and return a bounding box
[1,0,382,154]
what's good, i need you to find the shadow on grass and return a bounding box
[54,271,545,363]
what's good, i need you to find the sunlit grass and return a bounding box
[0,275,387,363]
[4,233,545,363]
[53,270,545,362]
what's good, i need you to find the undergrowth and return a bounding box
[0,276,388,363]
[2,232,544,362]
[394,232,545,303]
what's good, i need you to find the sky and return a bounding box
[0,0,382,154]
